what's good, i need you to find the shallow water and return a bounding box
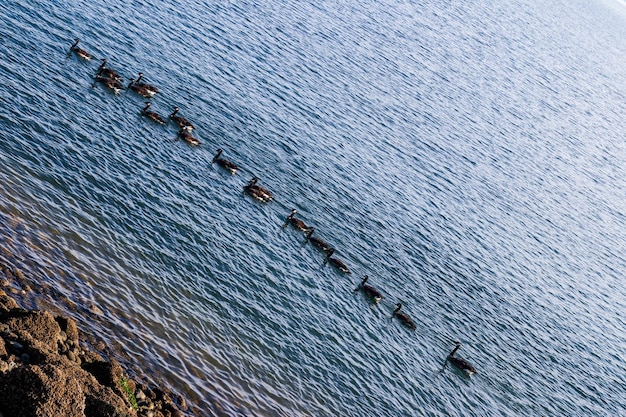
[1,0,626,415]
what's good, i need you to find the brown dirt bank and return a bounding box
[0,262,191,417]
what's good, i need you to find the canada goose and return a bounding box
[354,275,383,302]
[141,102,166,124]
[127,78,156,98]
[212,148,238,174]
[243,177,273,203]
[447,342,476,375]
[304,228,333,254]
[392,303,416,330]
[324,248,350,274]
[284,209,309,231]
[169,107,194,131]
[177,129,201,146]
[94,75,124,94]
[97,59,122,81]
[133,72,158,94]
[70,38,91,60]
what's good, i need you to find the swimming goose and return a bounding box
[284,209,310,231]
[94,75,124,94]
[133,72,158,94]
[70,38,91,60]
[243,177,273,203]
[304,228,333,254]
[127,78,156,98]
[212,148,238,174]
[97,59,122,81]
[169,107,194,131]
[177,129,201,146]
[392,303,416,330]
[354,275,383,303]
[324,248,350,274]
[141,102,166,124]
[447,342,477,375]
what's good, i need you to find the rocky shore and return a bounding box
[0,264,190,417]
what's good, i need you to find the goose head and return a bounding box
[212,148,223,163]
[360,275,369,286]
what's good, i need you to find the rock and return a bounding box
[89,304,105,316]
[0,283,191,417]
[95,340,107,351]
[4,310,61,351]
[84,387,132,417]
[80,349,104,364]
[0,363,86,417]
[55,315,79,346]
[135,389,146,401]
[9,341,24,352]
[82,359,123,392]
[58,330,68,343]
[0,292,18,312]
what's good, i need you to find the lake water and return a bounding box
[1,0,626,415]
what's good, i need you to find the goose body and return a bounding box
[305,228,333,254]
[392,303,416,330]
[178,129,201,146]
[94,75,124,94]
[127,79,156,98]
[133,72,158,94]
[212,149,238,174]
[355,275,382,303]
[97,59,122,81]
[244,177,273,203]
[324,248,350,274]
[447,342,476,375]
[285,209,309,231]
[141,102,166,124]
[70,38,91,60]
[169,107,194,131]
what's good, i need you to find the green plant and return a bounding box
[119,377,138,410]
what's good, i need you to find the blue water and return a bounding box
[1,0,626,415]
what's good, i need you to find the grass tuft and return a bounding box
[119,377,138,410]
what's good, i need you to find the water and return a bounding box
[1,0,626,415]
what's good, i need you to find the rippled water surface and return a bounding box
[2,0,626,415]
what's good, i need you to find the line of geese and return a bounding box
[70,38,477,377]
[284,209,476,375]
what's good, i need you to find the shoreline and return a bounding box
[0,262,193,417]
